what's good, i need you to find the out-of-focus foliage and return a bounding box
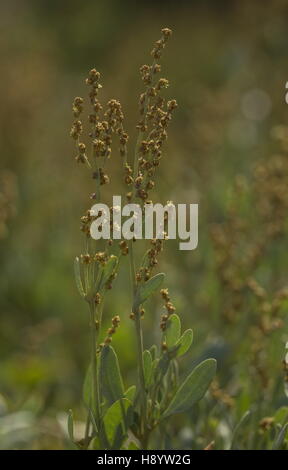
[0,0,288,449]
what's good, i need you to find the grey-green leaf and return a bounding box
[74,257,86,298]
[230,410,251,450]
[103,398,131,448]
[143,350,153,387]
[164,314,181,348]
[136,273,165,306]
[274,406,288,425]
[100,345,124,406]
[272,423,288,450]
[125,385,136,402]
[155,353,170,380]
[176,329,193,357]
[162,358,217,418]
[149,344,158,360]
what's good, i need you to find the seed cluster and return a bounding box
[159,287,176,332]
[97,315,121,350]
[123,28,177,204]
[129,308,145,321]
[70,68,129,192]
[259,417,275,433]
[71,28,180,372]
[210,379,234,408]
[136,238,164,284]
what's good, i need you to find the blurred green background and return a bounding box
[1,0,288,449]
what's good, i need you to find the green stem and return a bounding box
[135,311,149,447]
[90,303,100,426]
[132,133,142,198]
[129,240,148,448]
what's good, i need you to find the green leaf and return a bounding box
[149,345,158,360]
[164,314,181,348]
[100,345,124,406]
[143,350,153,387]
[67,409,74,442]
[274,407,288,425]
[125,385,136,402]
[157,354,170,378]
[83,364,92,406]
[136,273,165,306]
[162,358,217,418]
[272,423,288,450]
[88,407,98,434]
[103,398,132,448]
[230,410,251,450]
[176,329,193,357]
[100,255,118,287]
[74,257,86,298]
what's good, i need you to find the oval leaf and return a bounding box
[162,358,217,418]
[176,329,193,357]
[149,345,158,361]
[274,406,288,425]
[103,398,131,448]
[100,345,124,406]
[136,273,165,306]
[125,385,136,402]
[164,314,181,348]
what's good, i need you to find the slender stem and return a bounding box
[135,309,148,439]
[129,239,137,288]
[90,303,100,425]
[129,240,148,447]
[89,300,112,450]
[131,133,142,198]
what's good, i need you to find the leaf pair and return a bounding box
[164,313,193,357]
